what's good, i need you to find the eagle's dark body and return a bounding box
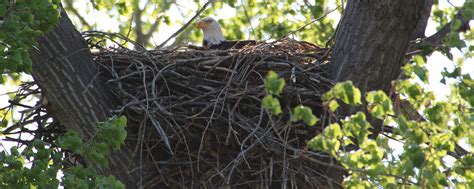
[204,40,257,50]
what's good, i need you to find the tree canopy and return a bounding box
[1,0,473,188]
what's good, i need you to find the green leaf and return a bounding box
[308,124,342,156]
[308,135,324,150]
[264,71,286,96]
[406,144,426,168]
[325,123,342,139]
[326,81,362,105]
[328,100,339,112]
[447,32,467,50]
[432,133,455,152]
[451,19,462,31]
[406,83,423,101]
[262,95,282,115]
[413,65,429,83]
[59,131,84,154]
[342,112,372,146]
[291,105,319,126]
[366,90,394,119]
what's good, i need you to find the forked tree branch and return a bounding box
[423,8,472,46]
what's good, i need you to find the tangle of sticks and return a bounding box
[94,38,340,188]
[1,37,342,188]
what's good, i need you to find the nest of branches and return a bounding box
[93,38,339,188]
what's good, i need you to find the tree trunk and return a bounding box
[30,10,140,187]
[329,0,424,94]
[325,0,424,184]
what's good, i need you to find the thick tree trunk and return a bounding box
[325,0,424,184]
[329,0,424,94]
[30,10,140,187]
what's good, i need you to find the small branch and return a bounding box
[340,0,345,14]
[155,1,212,49]
[418,7,472,47]
[397,99,470,157]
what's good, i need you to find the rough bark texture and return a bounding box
[411,0,434,40]
[329,0,424,94]
[30,10,140,187]
[325,0,425,183]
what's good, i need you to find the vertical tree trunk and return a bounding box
[324,0,424,184]
[30,10,140,187]
[329,0,424,94]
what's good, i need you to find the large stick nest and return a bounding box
[94,39,338,188]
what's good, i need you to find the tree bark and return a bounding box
[30,10,140,187]
[329,0,424,94]
[325,0,424,184]
[410,0,434,40]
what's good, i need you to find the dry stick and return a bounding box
[83,31,144,50]
[91,41,330,186]
[155,1,211,49]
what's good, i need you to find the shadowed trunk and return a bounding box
[329,0,424,94]
[325,0,424,183]
[30,10,140,187]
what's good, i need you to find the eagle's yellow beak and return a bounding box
[196,20,208,29]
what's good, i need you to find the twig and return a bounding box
[156,1,212,49]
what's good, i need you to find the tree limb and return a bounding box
[396,99,470,158]
[419,7,472,47]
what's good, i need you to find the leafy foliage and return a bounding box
[0,116,128,188]
[291,106,319,126]
[309,55,474,188]
[262,71,319,126]
[0,0,61,80]
[323,81,362,106]
[262,71,284,115]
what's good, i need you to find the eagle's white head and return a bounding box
[196,17,225,48]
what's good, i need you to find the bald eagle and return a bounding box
[196,17,256,50]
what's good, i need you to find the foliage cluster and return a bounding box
[263,54,473,188]
[0,116,128,188]
[0,0,60,82]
